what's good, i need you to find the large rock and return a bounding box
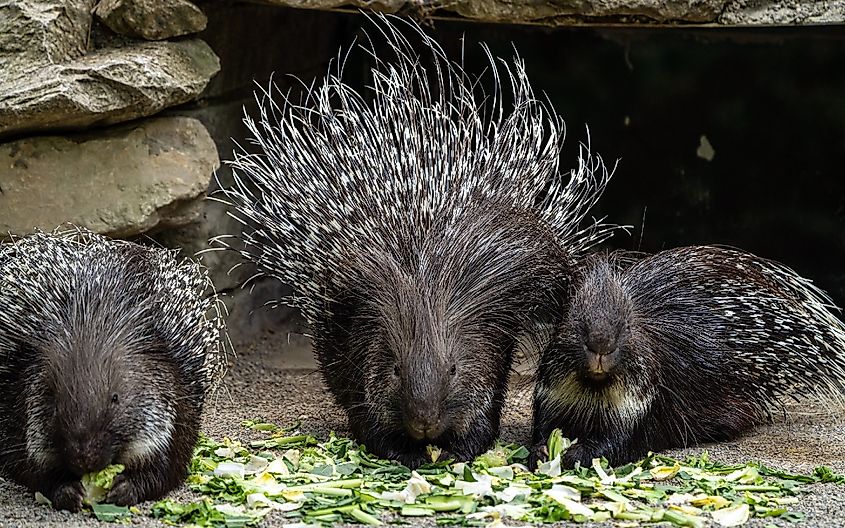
[95,0,207,40]
[0,0,95,78]
[0,117,218,238]
[0,39,220,139]
[720,0,845,25]
[450,0,724,23]
[252,0,845,24]
[253,0,723,22]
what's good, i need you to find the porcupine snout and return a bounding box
[62,429,112,476]
[400,346,451,442]
[583,330,622,380]
[404,406,446,441]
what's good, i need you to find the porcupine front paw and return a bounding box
[51,480,84,512]
[106,473,146,506]
[391,448,433,470]
[561,440,606,469]
[528,442,549,470]
[447,429,496,465]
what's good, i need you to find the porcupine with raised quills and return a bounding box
[531,245,845,468]
[0,227,228,511]
[219,16,619,468]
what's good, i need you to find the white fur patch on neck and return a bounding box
[540,373,655,428]
[120,402,175,465]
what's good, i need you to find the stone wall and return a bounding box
[0,0,220,236]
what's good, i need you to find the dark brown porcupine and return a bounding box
[218,16,619,468]
[0,227,228,510]
[532,245,845,468]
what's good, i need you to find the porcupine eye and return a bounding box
[392,364,400,378]
[449,364,457,376]
[111,393,119,405]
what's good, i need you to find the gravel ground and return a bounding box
[2,334,844,527]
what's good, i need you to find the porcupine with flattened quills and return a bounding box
[218,16,620,468]
[531,245,845,468]
[0,227,228,511]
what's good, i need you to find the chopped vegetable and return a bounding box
[91,503,132,522]
[711,503,751,526]
[141,424,837,527]
[81,464,124,506]
[546,428,569,460]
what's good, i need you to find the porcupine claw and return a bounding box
[391,449,432,470]
[561,440,603,469]
[51,480,84,512]
[528,442,549,470]
[105,473,144,506]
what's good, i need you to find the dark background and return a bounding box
[194,5,845,310]
[426,22,845,308]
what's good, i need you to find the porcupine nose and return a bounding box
[406,409,445,441]
[64,433,110,476]
[584,334,621,379]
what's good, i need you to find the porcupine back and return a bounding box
[217,15,617,325]
[0,228,227,394]
[624,245,845,411]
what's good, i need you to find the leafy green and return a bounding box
[91,503,131,522]
[81,464,125,506]
[812,465,845,484]
[546,428,566,460]
[142,422,837,527]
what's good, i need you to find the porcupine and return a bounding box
[218,16,620,468]
[531,245,845,468]
[0,227,228,511]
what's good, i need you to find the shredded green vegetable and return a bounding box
[90,503,133,522]
[81,463,125,506]
[76,464,132,522]
[33,419,839,525]
[138,420,841,527]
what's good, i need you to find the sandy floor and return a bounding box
[2,333,845,527]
